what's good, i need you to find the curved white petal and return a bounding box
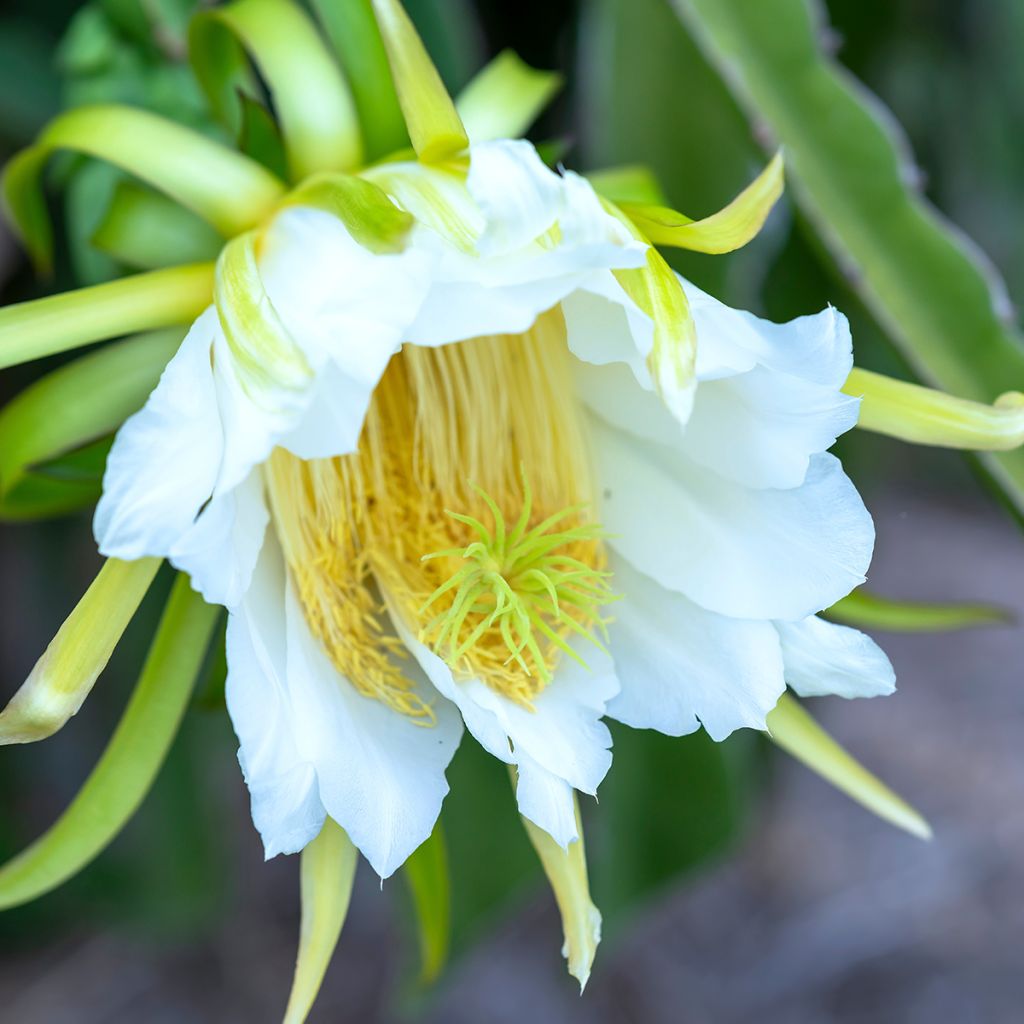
[397,623,617,846]
[284,588,463,879]
[776,615,896,699]
[577,358,859,490]
[593,418,874,621]
[95,310,223,561]
[169,468,269,608]
[225,535,326,859]
[607,556,786,741]
[687,281,853,387]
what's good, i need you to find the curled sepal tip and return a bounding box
[0,575,219,910]
[768,693,932,840]
[844,367,1024,452]
[370,0,468,163]
[283,819,358,1024]
[619,151,784,254]
[0,557,160,745]
[519,789,601,992]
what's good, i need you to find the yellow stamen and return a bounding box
[265,309,609,716]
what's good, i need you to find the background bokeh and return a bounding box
[1,1,1023,1021]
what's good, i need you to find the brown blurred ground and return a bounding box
[1,453,1022,1023]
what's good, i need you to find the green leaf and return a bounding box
[308,0,409,161]
[672,0,1024,516]
[591,724,757,931]
[92,182,224,270]
[402,824,450,985]
[767,693,931,840]
[828,588,1012,632]
[0,574,219,910]
[189,0,362,180]
[0,263,212,371]
[3,104,283,271]
[455,50,562,144]
[0,329,182,501]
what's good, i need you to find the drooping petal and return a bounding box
[519,793,602,991]
[592,418,874,621]
[284,586,463,879]
[95,310,224,562]
[0,557,160,744]
[775,615,896,699]
[282,819,358,1024]
[397,624,616,847]
[225,536,326,859]
[606,556,785,741]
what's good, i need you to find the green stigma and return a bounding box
[418,477,617,701]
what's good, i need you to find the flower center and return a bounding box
[265,307,613,716]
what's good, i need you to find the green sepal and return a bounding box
[237,93,290,181]
[827,588,1012,632]
[0,328,181,510]
[189,0,362,181]
[0,573,219,910]
[309,0,409,161]
[455,50,562,143]
[282,173,413,253]
[2,104,284,272]
[370,0,468,163]
[92,181,223,270]
[402,823,451,985]
[767,693,931,840]
[0,262,213,371]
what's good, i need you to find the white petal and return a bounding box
[593,419,874,621]
[515,751,579,848]
[95,310,223,561]
[775,615,896,699]
[687,281,853,388]
[284,588,463,879]
[397,623,617,845]
[169,468,269,609]
[577,358,859,490]
[225,534,326,859]
[607,556,786,741]
[467,139,563,254]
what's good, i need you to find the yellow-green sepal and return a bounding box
[309,0,409,161]
[0,328,182,519]
[282,173,413,253]
[828,588,1012,632]
[844,367,1024,451]
[189,0,362,181]
[2,105,284,272]
[402,823,451,985]
[456,50,562,143]
[767,692,931,840]
[92,182,224,271]
[620,151,784,254]
[0,262,213,371]
[282,818,358,1024]
[0,574,219,908]
[370,0,468,163]
[0,557,161,744]
[517,787,601,992]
